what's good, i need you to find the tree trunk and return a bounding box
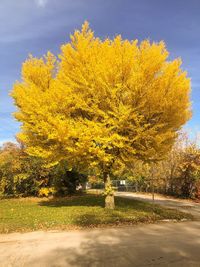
[152,178,155,202]
[150,165,155,202]
[104,172,115,209]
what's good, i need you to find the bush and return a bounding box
[0,142,88,197]
[38,187,56,197]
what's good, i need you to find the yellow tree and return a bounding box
[11,22,191,208]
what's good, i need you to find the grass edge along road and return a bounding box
[0,194,193,233]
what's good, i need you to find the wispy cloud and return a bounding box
[35,0,48,8]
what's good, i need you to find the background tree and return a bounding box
[126,133,200,200]
[0,142,20,195]
[0,142,86,197]
[11,22,191,208]
[165,135,200,198]
[52,160,87,195]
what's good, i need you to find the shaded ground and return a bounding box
[0,221,200,267]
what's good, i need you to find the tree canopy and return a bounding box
[11,22,191,208]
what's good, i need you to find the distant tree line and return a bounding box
[0,142,86,198]
[1,133,200,199]
[112,133,200,199]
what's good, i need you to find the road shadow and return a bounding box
[25,221,200,267]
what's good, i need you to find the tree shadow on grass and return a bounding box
[37,195,191,228]
[38,194,158,214]
[38,194,105,208]
[38,194,157,209]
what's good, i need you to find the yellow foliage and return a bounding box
[11,21,191,174]
[38,187,55,197]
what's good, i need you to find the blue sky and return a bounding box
[1,0,200,144]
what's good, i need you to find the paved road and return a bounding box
[1,193,200,267]
[0,222,200,267]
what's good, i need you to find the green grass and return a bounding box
[0,194,193,233]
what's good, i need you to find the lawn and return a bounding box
[0,194,193,233]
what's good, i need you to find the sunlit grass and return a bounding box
[0,194,192,233]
